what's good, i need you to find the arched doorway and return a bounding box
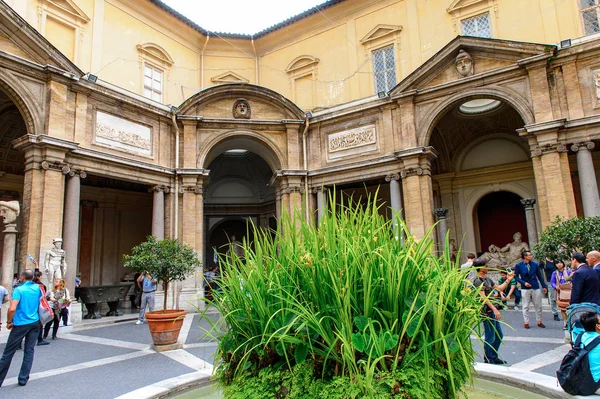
[475,191,527,253]
[204,149,276,268]
[0,88,28,269]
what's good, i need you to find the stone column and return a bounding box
[63,167,86,305]
[316,187,326,225]
[520,198,539,247]
[400,149,436,239]
[275,188,282,221]
[572,142,600,217]
[150,185,168,240]
[386,173,402,238]
[434,208,449,251]
[0,201,19,291]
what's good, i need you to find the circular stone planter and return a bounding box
[146,309,186,346]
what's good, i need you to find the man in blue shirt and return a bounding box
[0,269,42,387]
[514,251,547,329]
[135,272,157,325]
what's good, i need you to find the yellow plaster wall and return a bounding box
[5,0,590,108]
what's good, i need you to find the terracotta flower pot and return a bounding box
[145,309,186,346]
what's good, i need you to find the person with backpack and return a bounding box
[557,311,600,395]
[471,258,516,365]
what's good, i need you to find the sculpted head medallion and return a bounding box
[233,99,251,119]
[455,50,474,78]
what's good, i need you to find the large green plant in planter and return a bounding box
[533,216,600,261]
[123,236,200,311]
[202,194,482,399]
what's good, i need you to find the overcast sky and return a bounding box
[160,0,328,35]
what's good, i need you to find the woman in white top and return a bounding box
[43,278,70,340]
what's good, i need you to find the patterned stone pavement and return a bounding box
[0,309,590,398]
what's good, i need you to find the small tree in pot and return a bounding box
[124,236,200,346]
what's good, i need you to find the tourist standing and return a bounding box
[33,270,49,346]
[550,260,572,329]
[542,258,560,321]
[570,252,600,306]
[0,284,8,329]
[461,253,476,280]
[472,259,515,365]
[588,251,600,271]
[0,270,42,387]
[44,278,70,339]
[136,272,157,325]
[514,250,547,329]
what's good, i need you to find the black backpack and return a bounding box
[557,333,600,395]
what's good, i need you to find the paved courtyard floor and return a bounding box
[0,308,582,398]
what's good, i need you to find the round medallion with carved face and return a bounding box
[233,99,251,119]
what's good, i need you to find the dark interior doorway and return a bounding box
[476,191,528,253]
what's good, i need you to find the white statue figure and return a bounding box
[593,71,600,101]
[0,200,20,224]
[45,238,67,283]
[455,49,474,78]
[500,231,530,268]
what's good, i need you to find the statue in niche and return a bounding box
[228,234,245,260]
[480,232,530,269]
[45,238,67,283]
[455,49,474,78]
[593,70,600,102]
[232,99,251,119]
[0,200,20,224]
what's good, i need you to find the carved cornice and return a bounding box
[149,185,170,194]
[530,143,568,157]
[520,198,537,209]
[434,208,448,219]
[571,142,595,152]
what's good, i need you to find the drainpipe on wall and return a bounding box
[201,34,210,89]
[302,117,310,222]
[251,37,259,84]
[171,111,180,309]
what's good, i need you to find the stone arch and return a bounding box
[419,86,534,147]
[177,83,305,120]
[461,183,537,253]
[0,73,41,134]
[199,130,285,171]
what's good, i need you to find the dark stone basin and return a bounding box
[78,283,133,319]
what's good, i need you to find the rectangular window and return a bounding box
[143,65,163,102]
[580,0,600,35]
[461,12,492,38]
[372,45,396,94]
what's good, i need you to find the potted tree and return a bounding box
[124,236,200,347]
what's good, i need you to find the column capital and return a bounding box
[530,143,568,157]
[571,141,595,152]
[149,185,170,194]
[520,198,537,209]
[180,185,203,194]
[400,167,424,178]
[311,186,327,194]
[80,200,98,207]
[61,164,87,178]
[385,173,400,182]
[434,208,448,219]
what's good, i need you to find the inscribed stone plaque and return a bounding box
[94,111,152,156]
[327,125,377,160]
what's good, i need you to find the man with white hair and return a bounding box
[588,251,600,271]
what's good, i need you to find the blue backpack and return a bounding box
[557,332,600,395]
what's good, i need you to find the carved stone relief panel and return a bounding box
[591,68,600,108]
[94,111,152,157]
[327,124,378,161]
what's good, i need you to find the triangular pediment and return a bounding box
[390,36,553,95]
[0,2,82,75]
[211,71,249,84]
[45,0,90,22]
[360,24,402,45]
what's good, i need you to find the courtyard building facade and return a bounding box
[0,0,599,313]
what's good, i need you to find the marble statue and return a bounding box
[455,49,474,78]
[228,235,245,259]
[45,238,67,283]
[0,200,20,224]
[593,70,600,101]
[480,232,530,269]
